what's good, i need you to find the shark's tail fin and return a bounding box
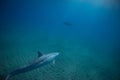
[0,74,11,80]
[4,74,11,80]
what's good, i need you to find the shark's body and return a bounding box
[4,51,59,80]
[63,22,72,26]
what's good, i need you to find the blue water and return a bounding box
[0,0,120,80]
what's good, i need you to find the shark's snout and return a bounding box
[54,52,59,56]
[48,52,59,60]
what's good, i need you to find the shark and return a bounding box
[63,22,72,26]
[3,51,59,80]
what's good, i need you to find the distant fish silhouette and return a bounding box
[63,22,72,26]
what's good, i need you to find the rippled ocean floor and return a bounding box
[0,27,120,80]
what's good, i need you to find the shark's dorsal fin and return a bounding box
[37,51,43,57]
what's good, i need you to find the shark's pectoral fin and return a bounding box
[37,51,43,57]
[52,60,55,64]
